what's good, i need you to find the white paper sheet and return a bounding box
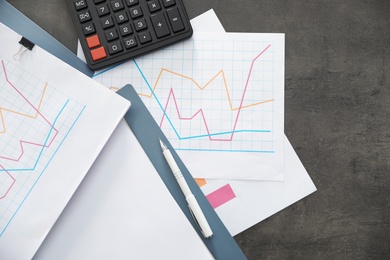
[184,10,316,235]
[34,121,214,260]
[0,23,130,260]
[91,26,285,182]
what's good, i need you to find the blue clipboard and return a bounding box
[0,0,93,77]
[117,84,247,260]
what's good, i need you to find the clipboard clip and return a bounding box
[13,37,35,61]
[188,202,213,238]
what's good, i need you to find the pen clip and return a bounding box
[188,204,206,237]
[13,37,35,61]
[188,203,213,238]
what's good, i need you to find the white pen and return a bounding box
[159,139,213,238]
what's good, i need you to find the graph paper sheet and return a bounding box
[93,32,285,181]
[0,23,130,260]
[75,8,316,237]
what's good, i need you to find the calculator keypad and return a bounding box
[67,0,192,70]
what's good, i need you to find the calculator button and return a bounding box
[108,42,123,54]
[115,11,129,24]
[151,13,170,38]
[105,28,119,41]
[129,6,143,19]
[101,16,115,29]
[148,1,161,13]
[86,34,101,48]
[82,22,96,35]
[94,0,106,3]
[119,24,133,36]
[162,0,175,8]
[167,8,184,32]
[74,0,87,11]
[78,10,92,23]
[110,0,124,11]
[125,0,139,6]
[138,31,152,44]
[123,36,138,49]
[134,18,147,31]
[91,46,107,61]
[96,4,110,17]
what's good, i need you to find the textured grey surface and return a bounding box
[6,0,390,259]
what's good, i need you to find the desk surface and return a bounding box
[7,0,390,259]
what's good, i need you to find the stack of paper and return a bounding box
[0,4,317,259]
[34,120,215,259]
[0,22,130,259]
[79,9,317,236]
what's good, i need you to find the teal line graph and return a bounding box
[93,37,281,153]
[0,59,85,236]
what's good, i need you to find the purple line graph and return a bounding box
[0,59,85,235]
[94,36,281,153]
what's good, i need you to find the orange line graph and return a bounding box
[109,86,120,91]
[137,68,274,110]
[0,83,48,134]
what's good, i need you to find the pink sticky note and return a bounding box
[206,184,236,209]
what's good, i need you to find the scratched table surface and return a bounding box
[7,0,390,259]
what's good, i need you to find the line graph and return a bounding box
[155,45,274,143]
[134,45,276,143]
[135,44,273,110]
[93,32,285,180]
[0,165,15,200]
[95,37,281,153]
[159,87,272,141]
[0,59,86,235]
[151,69,275,111]
[0,83,47,134]
[1,66,58,164]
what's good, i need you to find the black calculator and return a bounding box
[66,0,193,70]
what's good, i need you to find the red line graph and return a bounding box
[0,60,58,161]
[1,60,58,132]
[0,165,15,200]
[0,60,58,199]
[159,44,272,141]
[1,82,47,135]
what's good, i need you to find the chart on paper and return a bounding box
[94,32,285,180]
[0,59,85,235]
[96,34,282,151]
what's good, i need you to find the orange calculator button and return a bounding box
[86,35,101,48]
[90,47,107,61]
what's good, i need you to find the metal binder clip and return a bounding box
[13,37,35,61]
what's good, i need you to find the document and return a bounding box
[90,17,285,182]
[182,10,316,235]
[34,121,214,260]
[0,22,130,259]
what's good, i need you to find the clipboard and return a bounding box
[117,84,246,260]
[0,0,93,77]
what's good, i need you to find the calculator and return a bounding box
[66,0,193,70]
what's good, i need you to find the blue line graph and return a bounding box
[0,59,86,236]
[93,37,281,153]
[1,100,68,172]
[91,32,285,181]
